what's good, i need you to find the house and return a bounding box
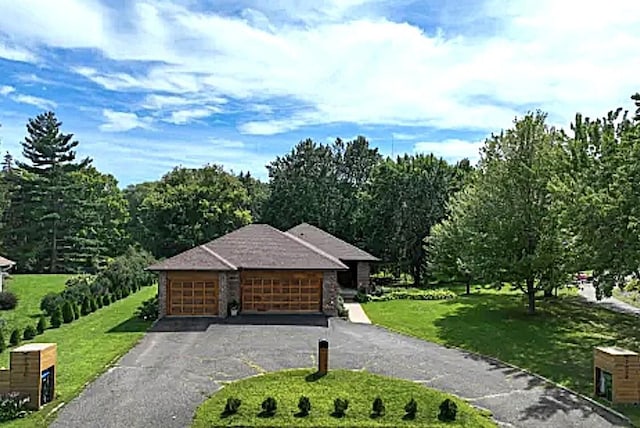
[0,256,16,292]
[287,223,379,292]
[147,224,348,318]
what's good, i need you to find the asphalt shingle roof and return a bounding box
[287,223,379,262]
[147,224,348,271]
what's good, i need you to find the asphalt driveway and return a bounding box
[51,316,628,428]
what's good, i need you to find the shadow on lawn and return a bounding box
[432,293,640,425]
[107,316,151,333]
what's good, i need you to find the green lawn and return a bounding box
[613,288,640,309]
[2,283,157,428]
[363,287,640,425]
[192,369,496,427]
[1,274,72,331]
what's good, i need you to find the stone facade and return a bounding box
[227,272,240,310]
[322,271,339,316]
[356,262,371,292]
[158,271,167,318]
[218,272,228,318]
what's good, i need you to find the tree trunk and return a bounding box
[465,278,471,295]
[412,263,421,288]
[526,277,536,314]
[50,219,57,273]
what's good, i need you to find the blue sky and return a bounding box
[0,0,638,186]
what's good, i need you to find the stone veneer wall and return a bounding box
[356,262,371,292]
[158,271,167,318]
[228,272,240,310]
[218,272,228,317]
[322,271,338,316]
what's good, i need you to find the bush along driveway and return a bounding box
[2,284,157,428]
[50,317,627,428]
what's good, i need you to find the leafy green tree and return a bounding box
[552,96,640,298]
[430,112,569,313]
[134,165,251,258]
[237,171,269,222]
[262,137,381,244]
[365,154,455,286]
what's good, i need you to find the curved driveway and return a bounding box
[52,317,628,428]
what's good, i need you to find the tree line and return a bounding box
[1,92,639,314]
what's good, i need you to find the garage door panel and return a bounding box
[241,271,322,313]
[167,274,218,316]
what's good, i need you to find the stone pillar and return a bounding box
[356,262,371,292]
[228,271,240,310]
[218,272,228,318]
[158,271,167,318]
[322,271,338,316]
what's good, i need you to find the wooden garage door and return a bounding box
[241,271,322,313]
[167,272,218,316]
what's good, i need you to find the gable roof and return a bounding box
[0,256,15,269]
[147,224,348,271]
[287,223,380,262]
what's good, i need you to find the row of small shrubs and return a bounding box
[40,247,156,318]
[220,396,457,420]
[355,288,457,303]
[0,315,48,352]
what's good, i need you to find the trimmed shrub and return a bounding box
[96,296,103,309]
[333,398,349,418]
[336,295,348,318]
[81,297,91,316]
[102,294,111,307]
[73,303,80,320]
[438,398,457,422]
[404,398,417,419]
[122,286,131,298]
[0,292,17,310]
[372,397,385,417]
[136,296,158,321]
[223,397,241,415]
[110,293,117,304]
[62,301,74,324]
[50,307,63,328]
[261,397,277,416]
[23,325,36,341]
[40,292,63,316]
[367,288,456,302]
[354,290,369,303]
[115,289,123,301]
[9,329,20,346]
[297,396,311,416]
[0,331,5,353]
[36,315,46,334]
[90,298,98,313]
[0,392,30,422]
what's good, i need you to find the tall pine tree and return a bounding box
[6,112,91,272]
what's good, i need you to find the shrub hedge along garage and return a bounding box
[147,224,347,318]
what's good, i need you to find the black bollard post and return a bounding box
[318,339,328,374]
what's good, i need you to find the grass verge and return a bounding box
[192,369,495,427]
[363,288,640,425]
[2,283,157,428]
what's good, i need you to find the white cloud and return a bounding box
[163,107,221,125]
[392,133,418,141]
[0,86,15,96]
[99,109,153,132]
[414,139,483,164]
[210,138,245,149]
[0,41,36,62]
[12,94,57,109]
[2,0,640,136]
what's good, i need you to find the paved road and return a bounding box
[580,282,640,316]
[51,316,628,428]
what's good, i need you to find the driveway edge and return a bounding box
[363,321,632,427]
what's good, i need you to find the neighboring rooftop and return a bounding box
[0,256,15,268]
[148,224,348,271]
[287,223,379,262]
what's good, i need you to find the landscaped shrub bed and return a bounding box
[357,287,456,303]
[192,369,495,427]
